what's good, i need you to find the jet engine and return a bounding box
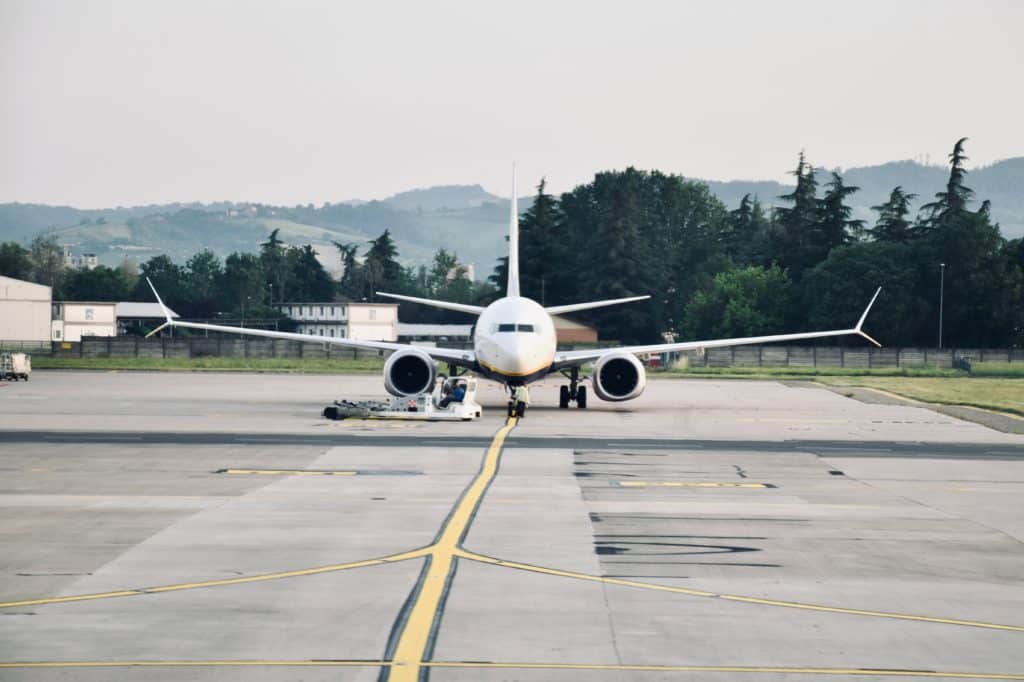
[383,348,437,397]
[592,352,646,402]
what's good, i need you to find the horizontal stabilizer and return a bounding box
[376,292,484,315]
[545,295,650,316]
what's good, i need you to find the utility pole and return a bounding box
[938,262,946,349]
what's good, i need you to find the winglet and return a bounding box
[145,277,175,338]
[854,287,882,347]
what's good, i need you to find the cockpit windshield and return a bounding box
[495,323,536,333]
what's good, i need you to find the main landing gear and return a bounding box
[558,367,587,409]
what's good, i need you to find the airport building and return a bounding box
[552,315,598,344]
[51,301,118,342]
[276,302,399,341]
[0,275,52,343]
[116,302,180,335]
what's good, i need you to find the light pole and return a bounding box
[938,262,946,349]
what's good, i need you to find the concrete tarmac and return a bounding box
[0,371,1022,681]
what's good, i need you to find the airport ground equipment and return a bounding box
[0,353,31,381]
[322,376,482,421]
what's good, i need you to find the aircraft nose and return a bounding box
[499,336,543,374]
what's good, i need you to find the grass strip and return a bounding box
[814,376,1024,417]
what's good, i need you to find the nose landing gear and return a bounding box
[559,367,587,409]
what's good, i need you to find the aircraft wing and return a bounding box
[145,280,478,370]
[551,287,882,369]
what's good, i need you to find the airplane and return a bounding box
[146,171,881,409]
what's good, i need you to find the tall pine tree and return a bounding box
[869,186,916,243]
[772,152,819,275]
[816,172,864,251]
[518,178,566,305]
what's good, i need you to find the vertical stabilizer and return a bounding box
[506,164,520,297]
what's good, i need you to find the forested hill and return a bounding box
[1,157,1021,274]
[0,189,528,274]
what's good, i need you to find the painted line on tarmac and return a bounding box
[427,662,1024,679]
[215,468,422,476]
[0,660,387,669]
[617,481,773,488]
[383,417,518,682]
[0,549,429,610]
[218,468,357,476]
[0,661,1021,679]
[456,551,1024,633]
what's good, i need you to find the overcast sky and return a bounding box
[2,0,1021,208]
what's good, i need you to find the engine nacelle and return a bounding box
[592,352,647,402]
[383,348,437,397]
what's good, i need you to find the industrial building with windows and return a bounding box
[276,302,399,341]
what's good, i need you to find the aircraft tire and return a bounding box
[577,386,587,408]
[559,385,570,408]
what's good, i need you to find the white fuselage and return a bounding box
[474,296,557,383]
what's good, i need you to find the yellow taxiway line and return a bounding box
[0,549,428,610]
[385,416,518,681]
[457,551,1024,633]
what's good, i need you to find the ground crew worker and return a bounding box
[439,380,466,409]
[510,384,530,418]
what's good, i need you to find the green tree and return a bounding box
[772,152,820,276]
[134,255,186,312]
[724,194,771,266]
[915,138,1012,346]
[488,256,508,295]
[362,229,403,300]
[800,242,929,345]
[288,245,335,302]
[117,257,139,292]
[260,229,290,303]
[817,172,865,249]
[219,252,266,313]
[921,137,973,224]
[62,265,133,301]
[682,265,792,339]
[333,241,362,299]
[579,168,651,341]
[186,250,224,317]
[428,248,459,296]
[0,242,32,280]
[518,178,566,304]
[869,186,917,243]
[28,234,65,289]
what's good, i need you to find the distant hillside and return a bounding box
[0,189,522,276]
[1,159,1020,277]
